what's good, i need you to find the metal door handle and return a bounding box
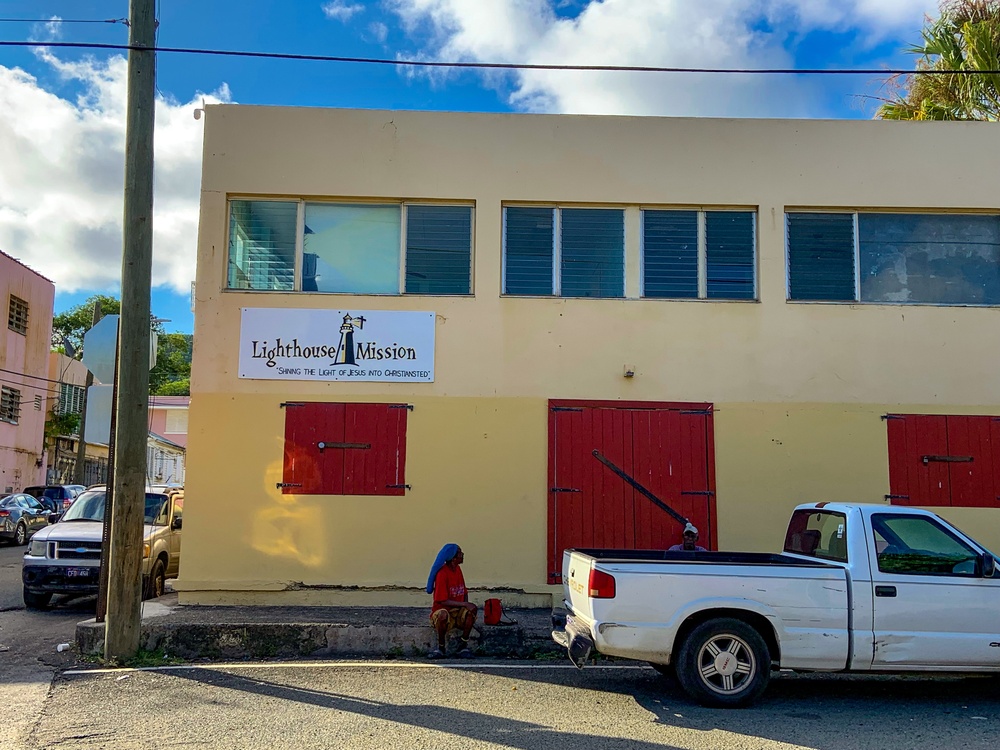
[875,585,897,598]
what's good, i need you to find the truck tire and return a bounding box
[24,588,52,610]
[144,558,166,600]
[675,617,770,707]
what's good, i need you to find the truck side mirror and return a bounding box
[171,516,183,530]
[48,513,62,524]
[981,552,996,578]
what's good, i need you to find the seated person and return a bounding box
[425,544,478,659]
[669,522,707,551]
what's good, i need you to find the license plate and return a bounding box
[65,567,92,578]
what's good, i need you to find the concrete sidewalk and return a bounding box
[75,594,562,661]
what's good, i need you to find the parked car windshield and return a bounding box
[59,490,171,524]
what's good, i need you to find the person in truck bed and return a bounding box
[669,522,707,551]
[425,543,477,659]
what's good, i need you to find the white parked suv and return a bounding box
[21,487,182,610]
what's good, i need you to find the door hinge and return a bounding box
[881,414,905,420]
[387,484,411,490]
[922,455,973,464]
[550,406,584,412]
[389,404,414,411]
[550,487,582,493]
[280,402,305,408]
[885,494,909,501]
[317,442,371,452]
[276,482,303,489]
[680,410,712,416]
[681,490,715,496]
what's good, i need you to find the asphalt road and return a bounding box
[20,662,1000,750]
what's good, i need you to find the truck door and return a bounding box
[868,512,1000,668]
[548,401,716,583]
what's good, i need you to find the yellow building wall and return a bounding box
[180,107,1000,605]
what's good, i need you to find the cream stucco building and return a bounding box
[181,106,1000,607]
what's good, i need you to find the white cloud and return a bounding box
[0,53,229,295]
[323,1,365,21]
[387,0,940,117]
[370,21,390,42]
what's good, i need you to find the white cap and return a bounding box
[683,522,699,536]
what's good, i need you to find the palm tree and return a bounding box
[877,0,1000,121]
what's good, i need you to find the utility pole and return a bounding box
[104,0,156,661]
[73,300,102,486]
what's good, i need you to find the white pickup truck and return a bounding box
[553,503,1000,707]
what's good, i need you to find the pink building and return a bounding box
[1,250,55,494]
[148,396,190,449]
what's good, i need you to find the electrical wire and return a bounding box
[0,40,998,76]
[0,18,126,24]
[0,365,78,386]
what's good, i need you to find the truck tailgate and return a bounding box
[563,549,599,621]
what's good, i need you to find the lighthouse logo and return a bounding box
[334,314,366,366]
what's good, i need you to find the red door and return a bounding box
[547,400,716,582]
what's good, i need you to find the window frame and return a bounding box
[0,385,21,425]
[8,294,29,336]
[225,197,475,297]
[501,204,626,299]
[786,209,1000,306]
[640,207,758,302]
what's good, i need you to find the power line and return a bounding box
[1,40,999,76]
[0,18,126,24]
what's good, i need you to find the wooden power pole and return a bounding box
[104,0,156,661]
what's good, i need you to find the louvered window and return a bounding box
[0,386,21,424]
[788,212,1000,305]
[8,295,28,335]
[787,213,856,301]
[643,210,756,300]
[503,206,624,298]
[58,383,85,416]
[405,205,473,295]
[227,201,297,291]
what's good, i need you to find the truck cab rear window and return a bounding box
[783,510,848,563]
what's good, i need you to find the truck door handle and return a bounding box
[875,585,897,598]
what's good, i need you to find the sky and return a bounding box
[0,0,942,334]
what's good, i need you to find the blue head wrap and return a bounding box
[426,543,460,594]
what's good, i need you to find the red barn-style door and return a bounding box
[548,400,716,583]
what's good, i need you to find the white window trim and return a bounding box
[225,197,476,297]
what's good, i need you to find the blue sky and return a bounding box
[0,0,939,334]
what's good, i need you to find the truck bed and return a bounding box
[571,548,836,568]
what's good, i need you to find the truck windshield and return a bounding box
[784,510,848,563]
[60,490,171,525]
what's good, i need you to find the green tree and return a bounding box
[51,294,121,356]
[877,1,1000,121]
[149,335,193,396]
[52,296,190,395]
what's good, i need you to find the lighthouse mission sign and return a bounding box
[238,308,435,382]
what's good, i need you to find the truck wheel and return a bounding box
[144,558,166,600]
[15,522,27,546]
[24,588,52,610]
[675,618,770,707]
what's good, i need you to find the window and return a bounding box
[0,386,21,424]
[228,199,474,295]
[503,207,624,298]
[282,402,409,496]
[783,509,848,562]
[58,383,85,416]
[871,513,979,576]
[886,414,1000,508]
[165,410,188,434]
[8,295,28,335]
[643,210,756,300]
[787,212,1000,305]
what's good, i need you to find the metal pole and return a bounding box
[104,0,156,661]
[73,301,102,486]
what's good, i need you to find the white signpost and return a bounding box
[238,308,436,382]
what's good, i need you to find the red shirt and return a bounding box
[432,564,467,611]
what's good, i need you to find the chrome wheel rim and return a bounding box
[696,633,756,695]
[15,524,25,544]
